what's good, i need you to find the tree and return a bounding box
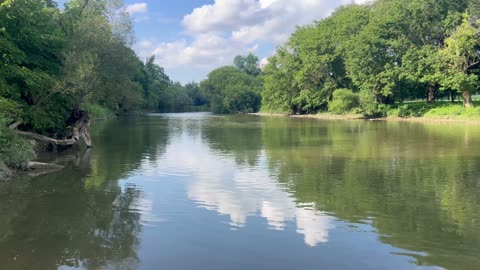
[439,15,480,108]
[158,82,193,112]
[200,66,261,114]
[233,53,262,77]
[262,49,298,113]
[185,82,208,107]
[401,46,442,103]
[262,4,370,114]
[0,0,66,131]
[134,56,171,111]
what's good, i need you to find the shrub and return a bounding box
[223,86,261,113]
[0,116,35,169]
[0,100,35,169]
[328,89,360,114]
[82,103,115,120]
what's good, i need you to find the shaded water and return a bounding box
[2,113,480,270]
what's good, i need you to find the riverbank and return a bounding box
[254,101,480,124]
[253,112,480,125]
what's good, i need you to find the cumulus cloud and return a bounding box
[141,0,373,81]
[125,3,148,15]
[150,34,258,69]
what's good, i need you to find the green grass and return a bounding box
[380,101,480,120]
[259,107,290,114]
[82,103,115,121]
[0,117,35,169]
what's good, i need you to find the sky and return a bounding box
[123,0,371,83]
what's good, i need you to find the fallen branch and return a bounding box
[9,121,22,130]
[27,162,64,171]
[16,131,78,146]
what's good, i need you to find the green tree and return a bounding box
[134,56,171,111]
[439,15,480,108]
[0,0,66,131]
[233,53,262,77]
[262,4,370,114]
[185,82,208,107]
[200,66,261,114]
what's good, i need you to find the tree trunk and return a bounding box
[427,84,436,103]
[450,91,455,103]
[16,110,92,149]
[462,91,474,108]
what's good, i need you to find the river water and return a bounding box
[1,113,479,270]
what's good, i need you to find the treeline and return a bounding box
[261,0,480,115]
[0,0,198,171]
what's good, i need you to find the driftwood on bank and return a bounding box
[14,110,92,148]
[3,110,93,179]
[16,130,79,146]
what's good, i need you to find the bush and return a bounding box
[0,99,34,168]
[223,86,261,113]
[328,89,360,114]
[82,103,115,120]
[0,116,35,169]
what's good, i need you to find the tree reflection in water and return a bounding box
[0,116,171,270]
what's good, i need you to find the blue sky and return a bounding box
[65,0,371,83]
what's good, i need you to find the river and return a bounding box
[1,112,479,270]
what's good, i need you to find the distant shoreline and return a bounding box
[251,112,480,125]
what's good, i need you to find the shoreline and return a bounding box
[251,112,480,125]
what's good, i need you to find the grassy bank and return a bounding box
[256,101,480,123]
[378,101,480,120]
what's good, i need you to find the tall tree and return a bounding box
[233,53,262,77]
[439,15,480,108]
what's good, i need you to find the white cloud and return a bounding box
[150,35,257,69]
[259,57,269,69]
[140,0,373,82]
[125,3,148,15]
[182,0,367,44]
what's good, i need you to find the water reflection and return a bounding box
[186,152,333,246]
[0,116,172,270]
[195,115,480,269]
[1,113,480,270]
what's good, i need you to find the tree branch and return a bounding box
[16,130,78,146]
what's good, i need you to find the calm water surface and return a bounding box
[1,113,480,270]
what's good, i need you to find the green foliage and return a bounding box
[262,50,297,113]
[0,129,34,168]
[223,85,261,113]
[424,103,480,119]
[158,82,194,113]
[81,103,114,120]
[262,0,479,114]
[185,82,208,107]
[374,101,480,119]
[0,98,34,168]
[328,89,360,114]
[233,53,262,77]
[135,56,172,111]
[0,0,66,131]
[0,0,208,168]
[438,16,480,96]
[201,65,262,114]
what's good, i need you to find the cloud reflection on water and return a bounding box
[153,130,333,247]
